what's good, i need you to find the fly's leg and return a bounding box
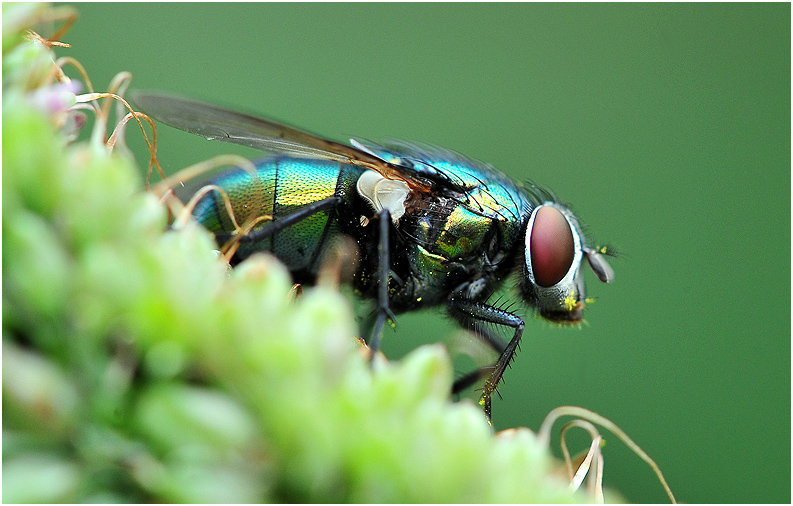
[451,368,492,396]
[448,296,524,423]
[242,196,342,242]
[368,209,395,360]
[214,196,343,246]
[215,195,394,362]
[451,326,506,393]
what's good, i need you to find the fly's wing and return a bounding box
[130,91,431,192]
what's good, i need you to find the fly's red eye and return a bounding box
[530,206,575,287]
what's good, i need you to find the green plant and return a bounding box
[3,5,673,503]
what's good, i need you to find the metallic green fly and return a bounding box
[132,91,614,422]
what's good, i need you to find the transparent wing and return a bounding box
[130,90,431,191]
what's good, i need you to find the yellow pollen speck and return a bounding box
[563,291,577,311]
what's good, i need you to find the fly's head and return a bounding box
[519,202,614,324]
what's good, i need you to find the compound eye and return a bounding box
[529,205,575,287]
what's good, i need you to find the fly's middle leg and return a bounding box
[368,209,396,360]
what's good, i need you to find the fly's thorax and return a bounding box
[520,202,614,324]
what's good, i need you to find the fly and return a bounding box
[131,91,615,422]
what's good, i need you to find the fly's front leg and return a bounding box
[448,296,524,423]
[368,208,395,360]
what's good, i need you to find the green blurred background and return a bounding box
[58,3,789,503]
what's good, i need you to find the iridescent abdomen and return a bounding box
[192,157,363,277]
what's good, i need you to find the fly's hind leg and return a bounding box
[448,296,525,424]
[212,195,343,264]
[215,195,343,246]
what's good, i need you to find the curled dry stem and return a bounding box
[74,91,166,188]
[218,213,274,262]
[286,284,304,304]
[538,405,676,503]
[559,419,604,501]
[28,17,166,189]
[24,4,77,48]
[149,154,257,200]
[51,56,92,92]
[154,154,271,263]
